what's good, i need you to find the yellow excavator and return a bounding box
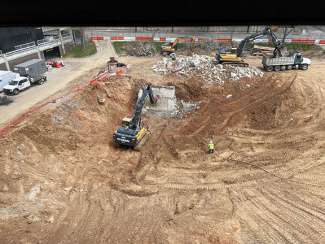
[214,26,292,67]
[161,38,178,56]
[113,84,158,149]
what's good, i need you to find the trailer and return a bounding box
[13,59,47,85]
[262,52,311,72]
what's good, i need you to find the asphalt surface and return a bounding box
[0,40,115,126]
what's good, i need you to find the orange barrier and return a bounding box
[291,38,315,44]
[111,36,124,41]
[136,36,153,41]
[91,36,104,41]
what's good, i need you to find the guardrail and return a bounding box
[6,44,38,57]
[0,35,73,59]
[14,42,36,50]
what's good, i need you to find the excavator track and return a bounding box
[134,131,150,151]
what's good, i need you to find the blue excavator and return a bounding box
[113,84,158,148]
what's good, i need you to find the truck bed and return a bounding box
[262,56,295,66]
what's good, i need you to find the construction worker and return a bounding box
[208,140,215,154]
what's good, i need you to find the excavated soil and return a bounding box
[1,60,325,244]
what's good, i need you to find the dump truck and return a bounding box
[262,52,311,72]
[13,59,47,85]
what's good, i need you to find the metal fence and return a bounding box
[14,41,36,50]
[0,34,73,59]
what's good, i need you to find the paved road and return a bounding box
[0,40,116,126]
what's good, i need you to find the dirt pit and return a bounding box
[1,62,325,244]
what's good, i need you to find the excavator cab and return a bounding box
[121,117,132,127]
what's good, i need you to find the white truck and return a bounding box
[3,76,31,95]
[0,71,20,92]
[262,52,311,72]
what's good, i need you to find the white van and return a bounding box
[0,71,20,92]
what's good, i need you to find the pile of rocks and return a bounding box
[125,42,156,56]
[152,54,264,84]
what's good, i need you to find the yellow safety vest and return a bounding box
[208,143,214,150]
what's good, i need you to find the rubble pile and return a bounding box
[125,42,156,56]
[152,54,264,84]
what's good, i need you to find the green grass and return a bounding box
[64,41,97,58]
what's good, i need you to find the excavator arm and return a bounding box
[130,85,157,130]
[236,27,284,57]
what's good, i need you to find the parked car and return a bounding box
[3,77,31,95]
[0,71,20,92]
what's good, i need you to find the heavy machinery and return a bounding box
[215,26,292,66]
[161,38,178,56]
[113,84,158,148]
[262,52,311,71]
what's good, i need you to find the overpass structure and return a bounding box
[0,27,74,71]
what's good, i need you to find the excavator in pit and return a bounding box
[214,26,293,66]
[113,84,158,149]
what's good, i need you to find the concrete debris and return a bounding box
[304,115,313,122]
[25,185,41,201]
[47,215,55,224]
[97,95,106,104]
[152,54,264,84]
[125,42,156,56]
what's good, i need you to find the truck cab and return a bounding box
[3,77,31,95]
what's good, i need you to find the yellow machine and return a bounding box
[161,38,178,56]
[113,85,157,149]
[215,47,248,66]
[214,26,291,67]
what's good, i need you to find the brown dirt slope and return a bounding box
[1,61,325,244]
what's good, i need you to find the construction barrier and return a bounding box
[291,38,315,44]
[111,36,124,41]
[91,36,104,41]
[135,36,153,41]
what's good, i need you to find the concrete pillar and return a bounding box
[58,45,64,57]
[59,29,66,55]
[37,49,42,59]
[69,28,75,45]
[3,55,10,71]
[5,61,10,71]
